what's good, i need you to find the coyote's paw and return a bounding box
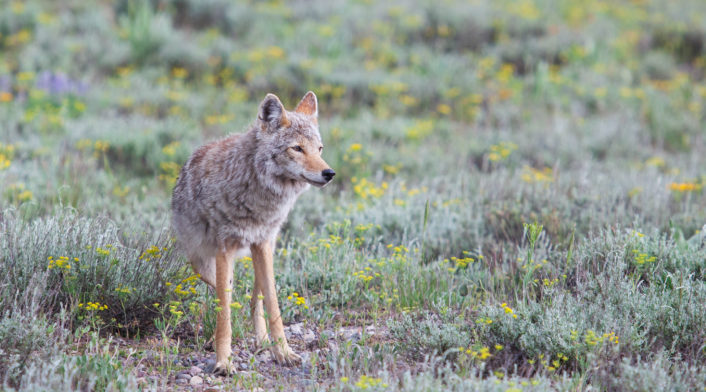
[271,344,302,366]
[210,360,235,376]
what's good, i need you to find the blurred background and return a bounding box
[1,0,706,390]
[1,0,704,216]
[0,0,704,226]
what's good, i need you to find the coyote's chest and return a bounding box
[208,185,300,245]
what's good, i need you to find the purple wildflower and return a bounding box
[35,71,88,95]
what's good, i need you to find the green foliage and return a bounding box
[389,312,471,361]
[118,1,172,65]
[0,309,58,387]
[3,329,139,391]
[0,209,185,334]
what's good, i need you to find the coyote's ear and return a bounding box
[258,93,289,130]
[294,91,318,117]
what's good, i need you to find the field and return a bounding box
[1,0,706,390]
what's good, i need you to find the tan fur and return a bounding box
[294,91,318,119]
[171,92,334,374]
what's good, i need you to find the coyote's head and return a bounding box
[256,91,335,188]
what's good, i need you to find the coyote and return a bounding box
[171,91,334,374]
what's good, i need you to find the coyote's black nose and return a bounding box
[322,169,336,182]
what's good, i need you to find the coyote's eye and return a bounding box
[318,146,323,152]
[292,146,304,153]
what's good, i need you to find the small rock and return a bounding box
[204,357,217,369]
[175,378,188,385]
[340,326,362,341]
[176,372,191,381]
[234,351,248,362]
[189,365,203,376]
[256,350,272,362]
[302,329,317,345]
[300,351,311,363]
[239,362,248,370]
[190,375,204,386]
[287,322,304,337]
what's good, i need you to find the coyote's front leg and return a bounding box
[213,248,236,375]
[251,241,302,365]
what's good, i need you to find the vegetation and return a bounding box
[1,0,705,390]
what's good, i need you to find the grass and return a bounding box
[1,0,706,390]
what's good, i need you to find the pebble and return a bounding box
[302,330,317,345]
[203,357,217,373]
[189,365,203,376]
[175,378,188,385]
[176,372,191,381]
[300,351,311,363]
[189,375,204,386]
[256,351,272,362]
[339,326,361,341]
[287,322,304,336]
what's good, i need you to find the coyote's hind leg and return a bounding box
[213,247,236,375]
